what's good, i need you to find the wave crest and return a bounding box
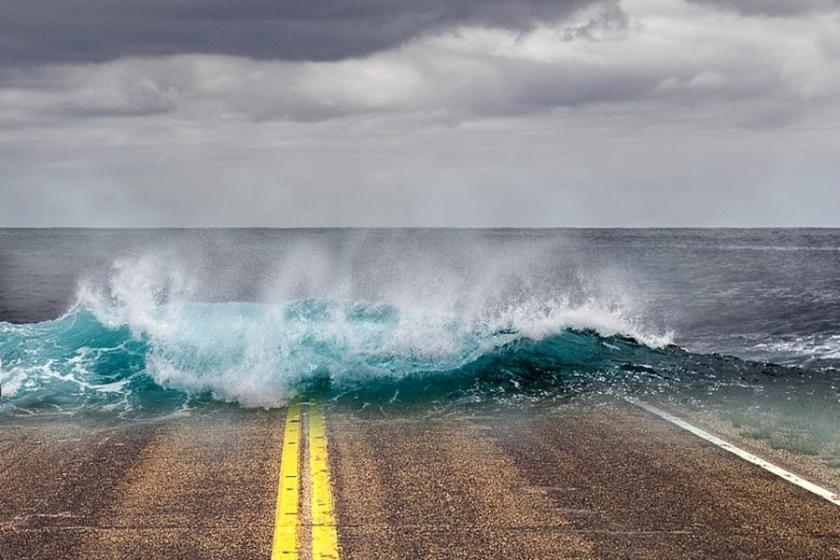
[1,295,673,414]
[1,253,676,415]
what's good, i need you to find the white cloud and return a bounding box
[2,0,838,127]
[1,0,839,226]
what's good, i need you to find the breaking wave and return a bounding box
[0,292,679,415]
[3,251,828,419]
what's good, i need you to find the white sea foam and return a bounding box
[0,360,25,399]
[750,335,840,365]
[68,250,672,407]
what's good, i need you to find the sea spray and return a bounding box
[0,250,679,415]
[3,237,836,419]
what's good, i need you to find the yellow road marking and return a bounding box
[309,401,340,560]
[272,401,302,560]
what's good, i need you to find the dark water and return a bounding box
[0,228,839,424]
[4,229,840,364]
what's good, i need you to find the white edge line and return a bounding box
[624,397,840,507]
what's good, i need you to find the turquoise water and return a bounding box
[2,298,830,418]
[1,229,839,419]
[0,299,647,414]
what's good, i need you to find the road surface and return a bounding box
[0,399,838,559]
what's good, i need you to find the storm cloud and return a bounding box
[1,0,839,227]
[0,0,605,67]
[687,0,840,16]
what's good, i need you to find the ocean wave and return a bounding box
[0,291,677,413]
[6,252,832,418]
[746,335,840,367]
[4,291,837,419]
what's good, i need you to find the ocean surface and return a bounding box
[1,228,839,422]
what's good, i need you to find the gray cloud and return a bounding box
[687,0,840,16]
[1,0,839,227]
[0,0,605,68]
[3,2,837,128]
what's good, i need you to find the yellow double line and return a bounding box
[272,400,340,560]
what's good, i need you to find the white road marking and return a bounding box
[625,397,840,507]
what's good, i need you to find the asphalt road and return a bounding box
[0,408,283,559]
[1,399,838,559]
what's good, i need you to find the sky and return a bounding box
[1,0,839,227]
